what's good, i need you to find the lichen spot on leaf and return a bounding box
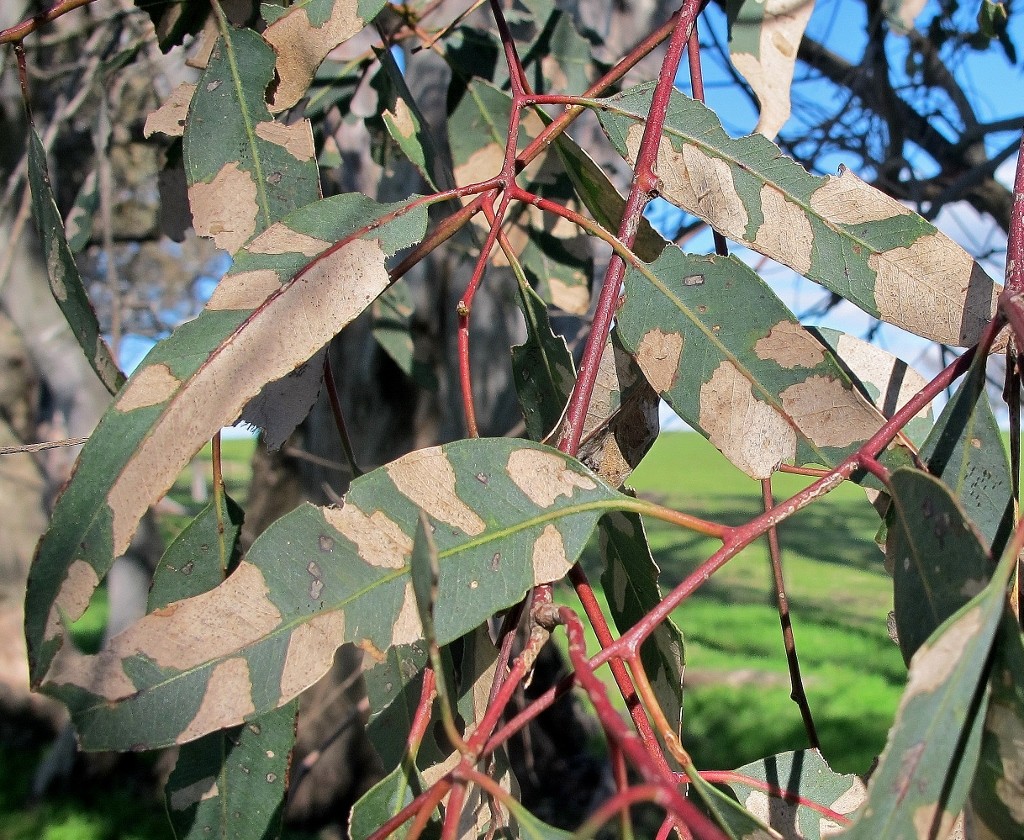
[323,504,412,569]
[188,162,259,256]
[635,328,683,393]
[753,321,826,369]
[531,525,570,584]
[753,184,812,275]
[116,363,181,413]
[506,448,597,508]
[254,120,315,162]
[178,657,256,744]
[699,360,796,480]
[279,610,347,700]
[386,447,486,536]
[779,376,882,448]
[809,169,911,226]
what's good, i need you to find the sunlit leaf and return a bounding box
[596,85,1001,347]
[38,439,625,749]
[26,127,124,396]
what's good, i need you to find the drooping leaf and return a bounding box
[512,280,576,441]
[600,511,684,745]
[263,0,388,112]
[615,247,895,479]
[842,496,1017,840]
[968,611,1024,839]
[918,354,1013,556]
[38,439,625,750]
[183,27,320,256]
[26,127,124,396]
[887,468,994,665]
[728,0,815,139]
[373,282,437,390]
[164,704,298,840]
[712,749,865,839]
[64,170,99,253]
[596,85,1001,347]
[25,195,427,683]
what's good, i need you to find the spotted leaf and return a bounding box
[596,85,1001,347]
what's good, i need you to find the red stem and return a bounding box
[1005,132,1024,294]
[698,771,854,827]
[0,0,96,43]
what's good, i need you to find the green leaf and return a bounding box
[887,468,994,665]
[600,511,684,746]
[968,611,1024,838]
[135,0,209,52]
[165,704,297,840]
[183,27,321,256]
[713,749,865,838]
[512,280,575,441]
[39,439,625,750]
[372,282,438,390]
[596,85,1000,347]
[842,516,1017,840]
[25,195,427,684]
[918,355,1013,556]
[349,762,433,840]
[615,247,892,479]
[65,170,99,253]
[26,127,124,396]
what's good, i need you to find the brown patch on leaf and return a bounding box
[178,657,255,743]
[188,162,259,255]
[547,278,590,314]
[905,607,982,697]
[699,360,796,479]
[831,333,928,422]
[505,448,598,507]
[144,83,196,139]
[453,143,504,190]
[635,329,683,393]
[912,803,957,840]
[169,776,219,811]
[985,704,1024,821]
[44,560,100,642]
[754,185,812,274]
[753,321,825,368]
[116,364,181,412]
[105,239,390,556]
[45,645,136,702]
[809,169,911,225]
[323,504,412,569]
[822,778,867,836]
[391,582,424,646]
[264,2,364,112]
[531,524,570,584]
[246,223,329,257]
[870,233,1000,346]
[731,0,815,139]
[386,447,486,536]
[626,124,748,241]
[279,610,346,700]
[739,790,787,838]
[205,270,282,311]
[385,99,416,139]
[254,120,315,161]
[779,376,883,448]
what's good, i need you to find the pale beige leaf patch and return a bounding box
[179,658,255,744]
[912,803,957,840]
[870,232,999,346]
[279,609,346,700]
[626,125,748,241]
[453,143,504,191]
[264,2,365,112]
[505,448,598,508]
[44,560,99,642]
[144,83,197,139]
[904,607,983,699]
[189,162,260,255]
[246,222,330,257]
[205,270,282,311]
[253,119,316,162]
[808,169,912,225]
[699,360,796,479]
[386,447,486,536]
[392,582,424,646]
[753,184,812,274]
[821,778,867,837]
[168,776,219,811]
[635,328,683,393]
[731,0,815,139]
[385,99,416,139]
[985,704,1024,822]
[105,239,391,556]
[779,376,884,449]
[116,364,181,413]
[531,524,570,586]
[548,278,590,315]
[753,321,826,368]
[323,504,412,569]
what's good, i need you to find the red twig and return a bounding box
[1005,132,1024,294]
[699,770,854,827]
[0,0,96,44]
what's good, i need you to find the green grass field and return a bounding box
[4,432,906,838]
